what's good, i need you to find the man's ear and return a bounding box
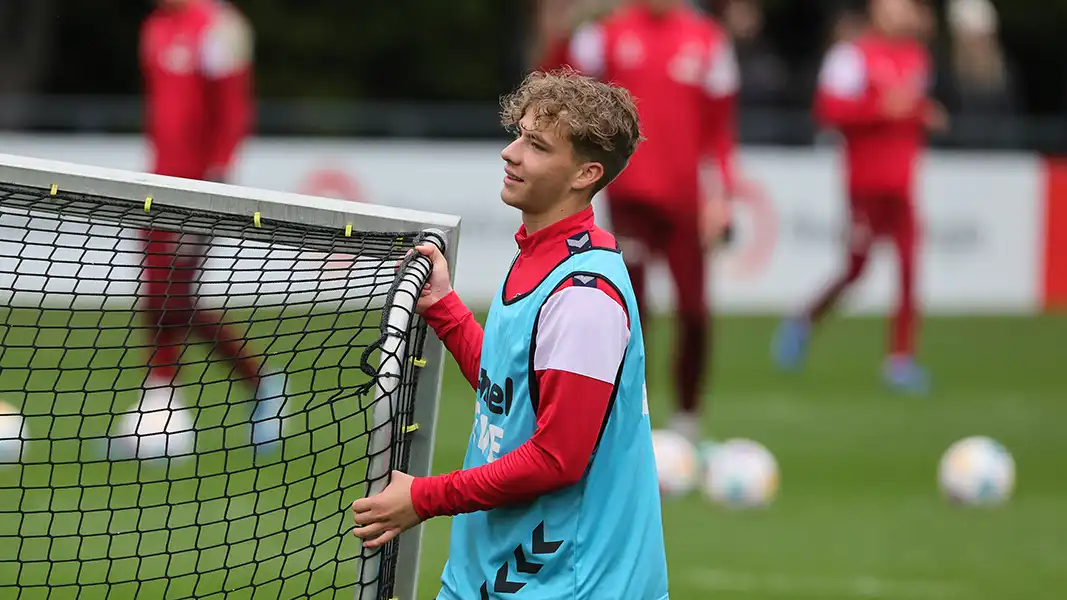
[573,161,605,193]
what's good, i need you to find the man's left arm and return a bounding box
[201,7,254,182]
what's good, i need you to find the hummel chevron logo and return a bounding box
[532,521,563,554]
[572,275,596,287]
[514,544,543,574]
[481,521,564,596]
[566,231,591,253]
[494,562,526,594]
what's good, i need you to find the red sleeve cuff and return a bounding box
[421,290,470,337]
[409,475,439,521]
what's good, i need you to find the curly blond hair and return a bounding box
[500,68,643,196]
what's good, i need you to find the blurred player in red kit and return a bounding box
[539,0,742,443]
[773,0,947,395]
[137,0,283,452]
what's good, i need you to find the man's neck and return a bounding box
[522,196,589,235]
[642,0,681,18]
[162,0,198,12]
[872,25,909,41]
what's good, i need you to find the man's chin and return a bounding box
[500,188,523,208]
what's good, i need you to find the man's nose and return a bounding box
[501,139,521,163]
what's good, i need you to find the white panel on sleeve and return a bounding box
[568,23,606,77]
[533,285,630,384]
[818,42,866,99]
[200,8,254,79]
[704,40,740,97]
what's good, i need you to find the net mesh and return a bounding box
[0,180,431,599]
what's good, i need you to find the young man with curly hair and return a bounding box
[351,69,669,600]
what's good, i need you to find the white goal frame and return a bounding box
[0,152,461,600]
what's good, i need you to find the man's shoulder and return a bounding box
[196,1,255,76]
[547,272,629,322]
[587,224,619,251]
[603,4,638,26]
[547,226,628,317]
[551,225,618,258]
[847,34,881,57]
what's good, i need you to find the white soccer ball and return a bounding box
[650,429,699,497]
[702,438,779,509]
[114,389,195,459]
[938,436,1015,506]
[0,401,26,463]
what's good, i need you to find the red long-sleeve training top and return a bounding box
[540,3,739,210]
[814,32,933,197]
[410,207,631,518]
[140,0,254,180]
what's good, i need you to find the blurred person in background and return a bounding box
[720,0,788,106]
[137,0,282,454]
[532,0,622,69]
[912,0,937,45]
[800,5,869,123]
[141,0,253,183]
[833,5,869,44]
[773,0,947,395]
[539,0,746,445]
[943,0,1020,131]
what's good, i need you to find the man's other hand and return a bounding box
[924,101,950,132]
[700,189,732,252]
[403,243,454,315]
[351,471,422,549]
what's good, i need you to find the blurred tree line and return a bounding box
[35,0,525,101]
[11,0,1067,114]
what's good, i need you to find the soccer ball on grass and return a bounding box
[111,387,195,460]
[650,429,699,497]
[701,438,779,509]
[938,435,1014,506]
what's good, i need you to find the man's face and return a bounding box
[871,0,917,36]
[499,110,586,214]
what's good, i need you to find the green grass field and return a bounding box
[2,309,1066,599]
[414,313,1067,600]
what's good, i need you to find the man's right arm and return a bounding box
[814,42,885,129]
[421,291,484,390]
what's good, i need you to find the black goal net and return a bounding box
[0,178,436,599]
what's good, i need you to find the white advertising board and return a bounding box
[0,134,1043,314]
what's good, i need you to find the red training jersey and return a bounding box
[541,3,739,214]
[411,207,633,518]
[814,32,933,197]
[140,0,254,180]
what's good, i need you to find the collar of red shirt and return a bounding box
[514,206,596,258]
[632,2,688,23]
[161,0,203,14]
